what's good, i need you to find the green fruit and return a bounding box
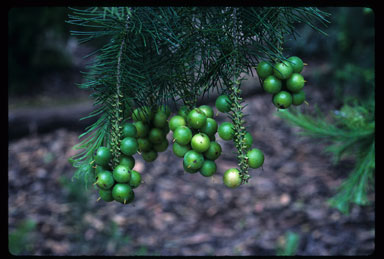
[199,160,216,177]
[95,170,115,190]
[218,122,234,141]
[132,106,152,122]
[256,61,273,79]
[148,128,165,144]
[263,75,282,94]
[177,105,190,119]
[173,126,193,145]
[169,115,186,132]
[119,155,135,170]
[98,188,114,202]
[122,122,137,138]
[203,141,222,160]
[183,159,199,174]
[247,148,264,169]
[112,183,133,204]
[129,170,142,188]
[223,168,242,188]
[134,121,149,138]
[153,138,169,152]
[199,105,214,118]
[137,138,152,152]
[273,91,292,109]
[172,142,191,158]
[215,95,232,113]
[157,104,171,117]
[153,110,168,128]
[183,150,204,170]
[120,137,138,155]
[187,108,207,129]
[286,73,305,93]
[244,132,253,149]
[273,61,293,80]
[94,146,111,167]
[200,118,218,137]
[287,56,304,73]
[191,133,211,153]
[141,150,158,162]
[113,165,131,183]
[292,90,306,106]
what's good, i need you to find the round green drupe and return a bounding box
[263,75,282,94]
[223,168,242,188]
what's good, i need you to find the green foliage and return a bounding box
[9,219,37,255]
[277,99,375,214]
[276,231,300,256]
[67,7,329,185]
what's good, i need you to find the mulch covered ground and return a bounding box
[8,80,375,255]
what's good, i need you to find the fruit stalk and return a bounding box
[227,79,251,183]
[228,7,250,184]
[111,15,130,168]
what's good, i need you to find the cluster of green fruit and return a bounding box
[93,146,140,204]
[256,56,307,109]
[169,104,222,177]
[92,105,171,204]
[130,105,171,162]
[215,95,265,188]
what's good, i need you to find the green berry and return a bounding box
[256,61,273,79]
[218,122,234,141]
[95,170,115,190]
[122,122,137,138]
[287,56,304,73]
[129,170,142,189]
[173,126,193,145]
[169,115,186,132]
[112,183,133,204]
[120,137,138,155]
[223,168,242,188]
[200,118,218,137]
[172,142,191,158]
[183,150,204,170]
[199,160,217,177]
[292,90,306,106]
[153,110,168,128]
[199,105,214,118]
[113,164,131,183]
[119,155,135,170]
[191,133,210,153]
[148,128,165,144]
[215,95,232,113]
[286,73,305,93]
[263,75,282,94]
[273,61,293,80]
[187,108,207,129]
[98,188,114,202]
[203,141,222,160]
[273,91,292,109]
[94,146,111,167]
[247,148,264,169]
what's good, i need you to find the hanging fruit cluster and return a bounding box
[169,104,221,176]
[215,94,265,188]
[91,105,171,204]
[257,56,307,109]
